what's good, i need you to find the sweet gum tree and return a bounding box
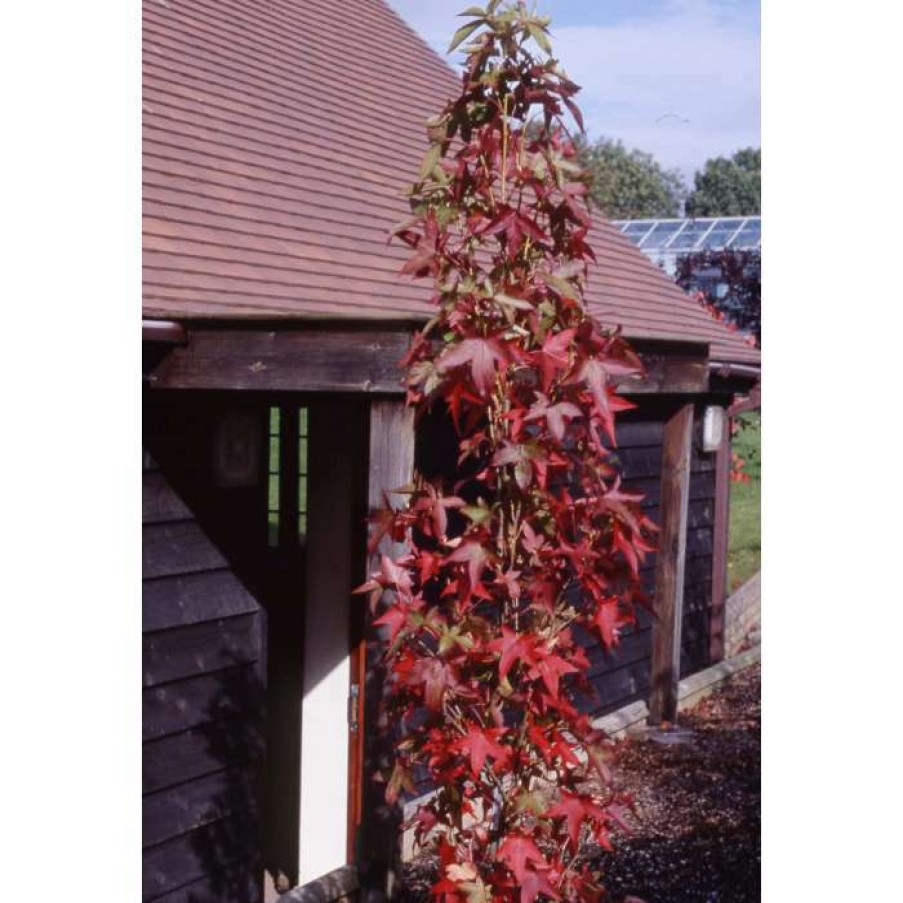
[357,3,657,901]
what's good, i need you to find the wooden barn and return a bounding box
[141,1,761,900]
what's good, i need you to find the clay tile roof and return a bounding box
[143,0,760,366]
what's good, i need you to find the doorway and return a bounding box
[143,390,368,896]
[261,396,368,888]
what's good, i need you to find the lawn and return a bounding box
[727,412,761,592]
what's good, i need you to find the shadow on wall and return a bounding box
[188,655,266,903]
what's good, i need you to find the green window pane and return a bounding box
[298,407,308,437]
[269,436,280,472]
[268,512,280,547]
[298,475,308,514]
[269,406,280,435]
[268,473,280,510]
[298,437,308,474]
[298,513,307,540]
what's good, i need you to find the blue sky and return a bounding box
[386,0,760,182]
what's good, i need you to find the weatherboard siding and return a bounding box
[142,452,264,903]
[583,412,717,717]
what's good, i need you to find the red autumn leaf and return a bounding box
[533,327,575,391]
[545,791,609,847]
[496,833,548,883]
[406,657,457,711]
[524,393,582,442]
[380,553,413,596]
[520,869,561,903]
[415,484,466,538]
[590,597,629,649]
[445,382,484,434]
[531,652,579,697]
[437,337,507,395]
[447,539,491,589]
[576,357,616,441]
[456,726,511,779]
[373,603,408,643]
[489,625,538,681]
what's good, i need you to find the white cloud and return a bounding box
[386,0,759,180]
[553,4,760,178]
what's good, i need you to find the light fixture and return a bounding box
[701,406,726,453]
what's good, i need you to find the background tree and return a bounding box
[676,249,761,346]
[685,147,760,217]
[576,136,686,219]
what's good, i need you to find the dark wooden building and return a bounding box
[142,1,760,900]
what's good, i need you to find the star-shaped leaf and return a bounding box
[496,833,547,883]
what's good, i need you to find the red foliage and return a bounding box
[357,4,656,901]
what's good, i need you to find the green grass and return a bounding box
[727,412,761,592]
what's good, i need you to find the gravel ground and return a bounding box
[594,663,761,903]
[400,664,761,903]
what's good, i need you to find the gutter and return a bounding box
[142,319,187,344]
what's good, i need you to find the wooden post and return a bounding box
[367,400,416,529]
[358,398,415,897]
[708,411,732,664]
[648,403,694,725]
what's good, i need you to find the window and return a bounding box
[267,405,309,547]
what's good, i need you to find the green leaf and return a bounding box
[419,143,442,181]
[457,5,486,16]
[514,790,547,815]
[495,292,534,311]
[540,272,579,300]
[461,503,493,526]
[526,21,551,54]
[448,19,482,52]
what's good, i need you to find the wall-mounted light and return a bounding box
[213,409,261,487]
[701,405,726,453]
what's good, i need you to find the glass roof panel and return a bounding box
[701,226,741,249]
[623,221,654,235]
[667,221,713,250]
[640,221,684,248]
[732,221,761,247]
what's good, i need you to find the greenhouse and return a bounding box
[612,216,761,275]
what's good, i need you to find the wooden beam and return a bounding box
[146,327,710,396]
[648,403,695,724]
[708,411,732,664]
[617,352,709,395]
[358,398,415,897]
[145,328,411,394]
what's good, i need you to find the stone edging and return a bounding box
[592,643,761,739]
[725,571,761,657]
[275,865,359,903]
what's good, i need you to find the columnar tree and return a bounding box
[358,4,656,901]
